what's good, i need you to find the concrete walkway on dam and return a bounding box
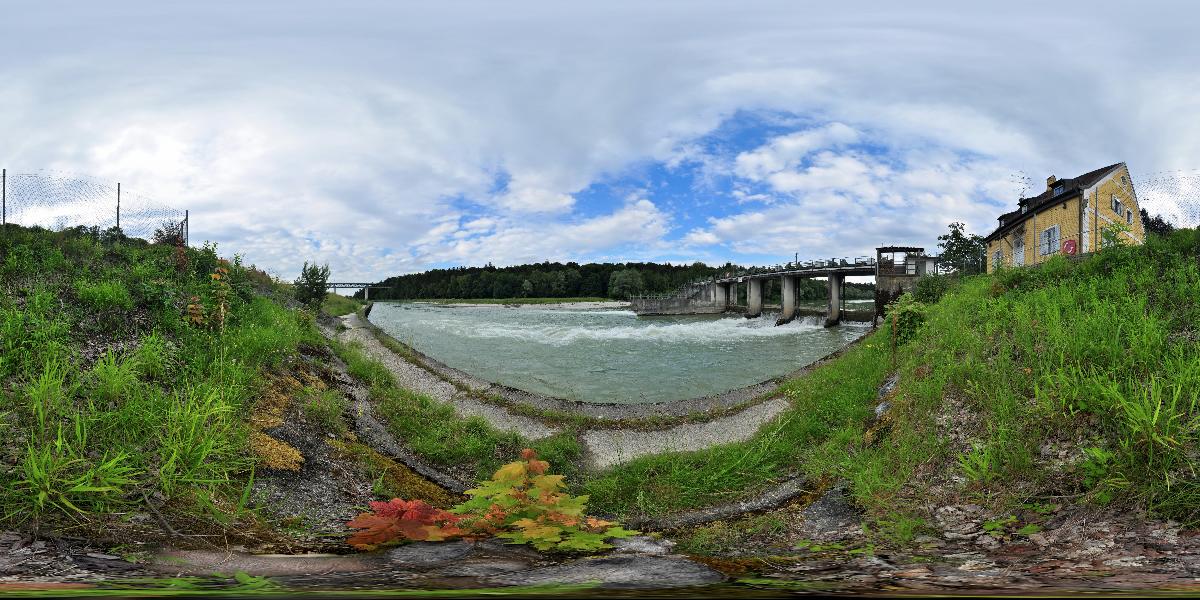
[337,313,790,470]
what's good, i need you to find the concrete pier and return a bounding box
[746,279,763,318]
[714,282,729,311]
[777,275,797,325]
[825,274,844,327]
[630,245,936,325]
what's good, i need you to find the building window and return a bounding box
[1111,194,1124,217]
[1040,225,1060,256]
[1126,209,1133,225]
[993,249,1003,268]
[1053,184,1064,195]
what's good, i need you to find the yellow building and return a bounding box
[985,162,1145,273]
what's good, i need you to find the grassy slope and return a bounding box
[323,292,365,316]
[7,222,1194,542]
[329,337,582,481]
[0,225,319,526]
[585,229,1200,535]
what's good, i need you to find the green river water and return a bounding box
[369,301,873,404]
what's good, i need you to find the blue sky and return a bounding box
[3,1,1199,281]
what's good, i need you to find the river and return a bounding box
[368,301,873,404]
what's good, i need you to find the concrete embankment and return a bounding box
[339,313,560,440]
[337,311,856,469]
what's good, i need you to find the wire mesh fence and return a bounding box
[1135,171,1200,230]
[0,169,187,244]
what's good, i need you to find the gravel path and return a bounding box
[339,314,559,440]
[581,397,791,469]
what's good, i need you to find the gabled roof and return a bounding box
[985,162,1125,242]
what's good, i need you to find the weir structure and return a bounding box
[631,246,938,327]
[327,282,389,301]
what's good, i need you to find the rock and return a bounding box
[435,558,533,577]
[798,482,861,541]
[1027,533,1049,547]
[975,535,1001,550]
[893,566,932,578]
[490,555,725,589]
[912,535,944,547]
[877,373,900,399]
[874,401,891,419]
[957,559,997,572]
[610,536,676,555]
[386,541,476,567]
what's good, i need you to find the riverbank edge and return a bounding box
[356,302,873,427]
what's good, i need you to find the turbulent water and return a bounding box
[369,301,873,404]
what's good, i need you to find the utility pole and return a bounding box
[2,168,6,227]
[184,210,189,246]
[116,182,121,231]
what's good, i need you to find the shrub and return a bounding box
[294,261,331,310]
[2,245,35,277]
[913,273,954,304]
[151,220,186,246]
[886,293,926,345]
[347,449,637,552]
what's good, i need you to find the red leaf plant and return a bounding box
[346,498,465,550]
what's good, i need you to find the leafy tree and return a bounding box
[607,269,644,298]
[151,219,186,246]
[1140,209,1175,237]
[294,261,330,310]
[937,222,986,275]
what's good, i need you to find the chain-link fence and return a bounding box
[0,169,188,244]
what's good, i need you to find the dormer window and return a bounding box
[1020,205,1027,214]
[1053,184,1064,195]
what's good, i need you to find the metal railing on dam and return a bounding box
[630,246,938,328]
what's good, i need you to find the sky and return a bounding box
[2,1,1199,282]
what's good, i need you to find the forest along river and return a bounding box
[369,301,873,404]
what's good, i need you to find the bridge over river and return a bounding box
[631,246,939,327]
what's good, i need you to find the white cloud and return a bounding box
[1,1,1198,278]
[734,123,859,180]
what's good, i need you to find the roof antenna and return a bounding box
[1011,171,1032,199]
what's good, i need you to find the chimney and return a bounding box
[1046,175,1057,191]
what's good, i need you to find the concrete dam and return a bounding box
[631,246,939,326]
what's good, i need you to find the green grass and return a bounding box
[845,230,1200,524]
[329,338,582,480]
[0,224,321,525]
[322,292,365,316]
[581,338,889,517]
[302,387,349,434]
[584,228,1200,528]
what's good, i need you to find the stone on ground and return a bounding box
[490,555,724,589]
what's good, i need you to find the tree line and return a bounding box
[359,261,876,301]
[363,261,720,300]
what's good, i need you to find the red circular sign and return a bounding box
[1062,239,1077,255]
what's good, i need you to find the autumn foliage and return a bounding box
[347,449,637,552]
